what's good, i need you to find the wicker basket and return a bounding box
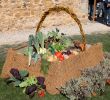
[1,6,104,94]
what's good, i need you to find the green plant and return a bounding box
[6,68,46,98]
[60,37,72,48]
[41,58,50,74]
[19,76,46,98]
[51,42,65,52]
[28,32,45,66]
[47,29,72,51]
[6,68,29,86]
[19,76,37,88]
[47,28,61,40]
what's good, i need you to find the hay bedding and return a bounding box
[1,6,104,94]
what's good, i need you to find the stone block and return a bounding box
[0,0,88,32]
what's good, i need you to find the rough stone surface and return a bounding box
[0,0,88,32]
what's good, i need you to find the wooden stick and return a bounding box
[93,0,97,21]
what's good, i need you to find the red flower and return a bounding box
[55,52,64,61]
[38,90,45,97]
[55,52,62,58]
[59,55,64,61]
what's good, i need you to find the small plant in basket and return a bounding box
[27,28,85,74]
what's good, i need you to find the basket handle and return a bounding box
[36,6,86,50]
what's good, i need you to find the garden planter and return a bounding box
[1,6,104,94]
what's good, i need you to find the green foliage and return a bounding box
[37,32,44,48]
[61,37,72,48]
[7,69,29,87]
[51,43,65,52]
[47,28,64,42]
[32,53,40,63]
[48,45,55,54]
[41,58,50,75]
[23,48,29,56]
[47,28,72,50]
[19,70,29,78]
[28,46,34,66]
[14,80,21,87]
[28,32,44,66]
[5,68,46,98]
[7,76,21,86]
[19,76,37,88]
[47,28,60,39]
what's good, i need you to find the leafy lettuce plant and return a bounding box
[6,68,29,86]
[6,68,46,98]
[19,76,46,98]
[19,76,37,88]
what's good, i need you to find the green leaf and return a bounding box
[28,35,35,46]
[19,76,37,88]
[37,32,44,48]
[62,38,72,48]
[33,53,39,63]
[23,88,26,94]
[28,46,33,66]
[41,58,50,74]
[52,43,65,51]
[48,45,55,54]
[19,70,29,78]
[23,48,28,56]
[14,80,21,87]
[34,35,39,52]
[47,30,58,38]
[8,77,17,82]
[19,81,28,88]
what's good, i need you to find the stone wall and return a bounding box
[0,0,88,32]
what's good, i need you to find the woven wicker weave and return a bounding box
[1,6,104,94]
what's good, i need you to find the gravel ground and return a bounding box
[0,22,110,46]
